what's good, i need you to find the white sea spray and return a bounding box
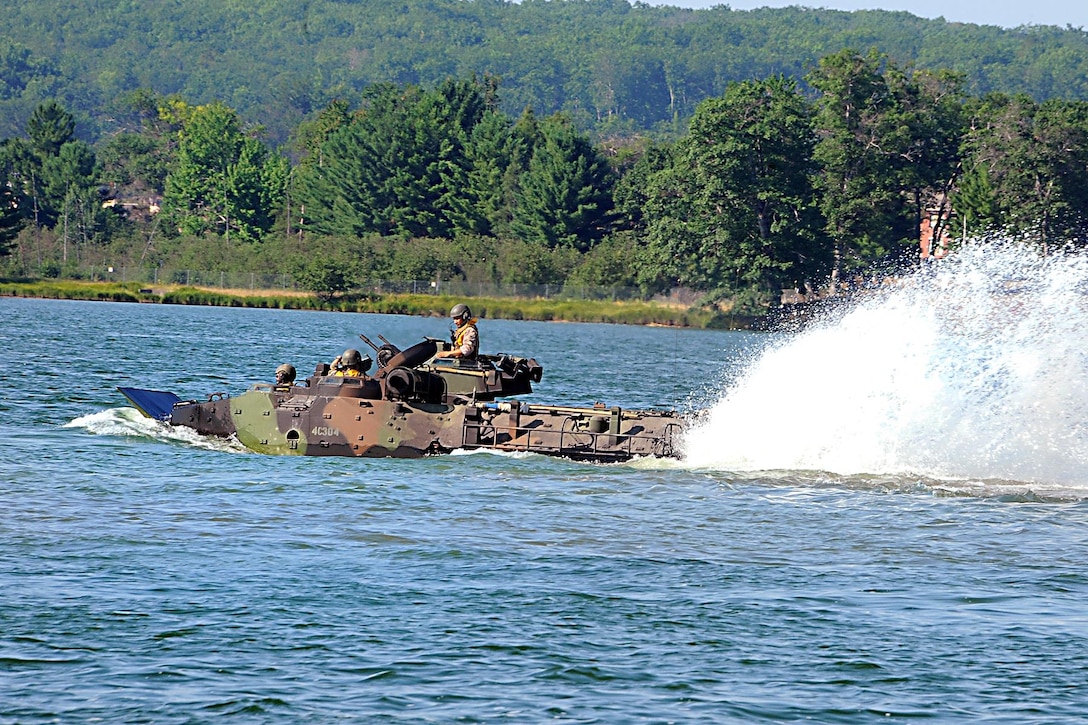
[682,240,1088,488]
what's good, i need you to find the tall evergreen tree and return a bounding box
[43,139,101,254]
[297,78,498,239]
[953,163,1002,235]
[26,100,75,157]
[510,113,614,251]
[0,148,24,256]
[0,136,44,228]
[226,138,290,243]
[454,110,514,236]
[2,101,99,236]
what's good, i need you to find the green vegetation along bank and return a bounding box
[0,280,759,329]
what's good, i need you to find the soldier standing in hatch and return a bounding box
[435,303,479,361]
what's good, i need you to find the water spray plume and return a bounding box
[682,240,1088,488]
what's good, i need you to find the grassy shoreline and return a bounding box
[0,279,764,329]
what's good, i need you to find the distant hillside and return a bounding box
[3,0,1088,143]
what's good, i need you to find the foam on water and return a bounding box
[682,241,1088,488]
[68,406,249,453]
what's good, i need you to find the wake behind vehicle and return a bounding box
[119,334,684,462]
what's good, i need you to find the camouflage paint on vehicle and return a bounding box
[119,334,685,462]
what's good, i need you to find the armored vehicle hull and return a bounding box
[119,337,684,462]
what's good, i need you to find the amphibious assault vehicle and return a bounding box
[119,334,684,462]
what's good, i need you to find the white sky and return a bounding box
[646,0,1088,29]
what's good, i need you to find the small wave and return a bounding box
[674,466,1088,501]
[449,447,536,459]
[67,407,248,454]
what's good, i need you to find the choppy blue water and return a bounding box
[4,247,1088,723]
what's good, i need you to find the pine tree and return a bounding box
[954,164,1002,234]
[26,100,75,157]
[0,181,22,256]
[510,114,614,252]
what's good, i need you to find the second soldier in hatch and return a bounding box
[274,363,296,388]
[329,348,372,377]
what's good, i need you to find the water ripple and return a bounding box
[3,296,1088,721]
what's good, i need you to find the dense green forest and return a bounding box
[2,1,1088,312]
[2,0,1088,144]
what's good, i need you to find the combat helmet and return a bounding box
[341,348,373,373]
[450,303,472,322]
[275,363,296,384]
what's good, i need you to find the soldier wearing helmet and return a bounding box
[274,363,297,387]
[330,348,373,377]
[435,303,479,360]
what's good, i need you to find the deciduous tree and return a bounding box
[162,101,286,243]
[808,49,910,287]
[641,76,829,304]
[958,93,1088,249]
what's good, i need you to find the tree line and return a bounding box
[2,0,1088,145]
[3,49,1088,311]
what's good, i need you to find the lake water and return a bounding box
[3,243,1088,723]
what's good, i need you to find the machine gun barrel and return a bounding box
[356,330,382,352]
